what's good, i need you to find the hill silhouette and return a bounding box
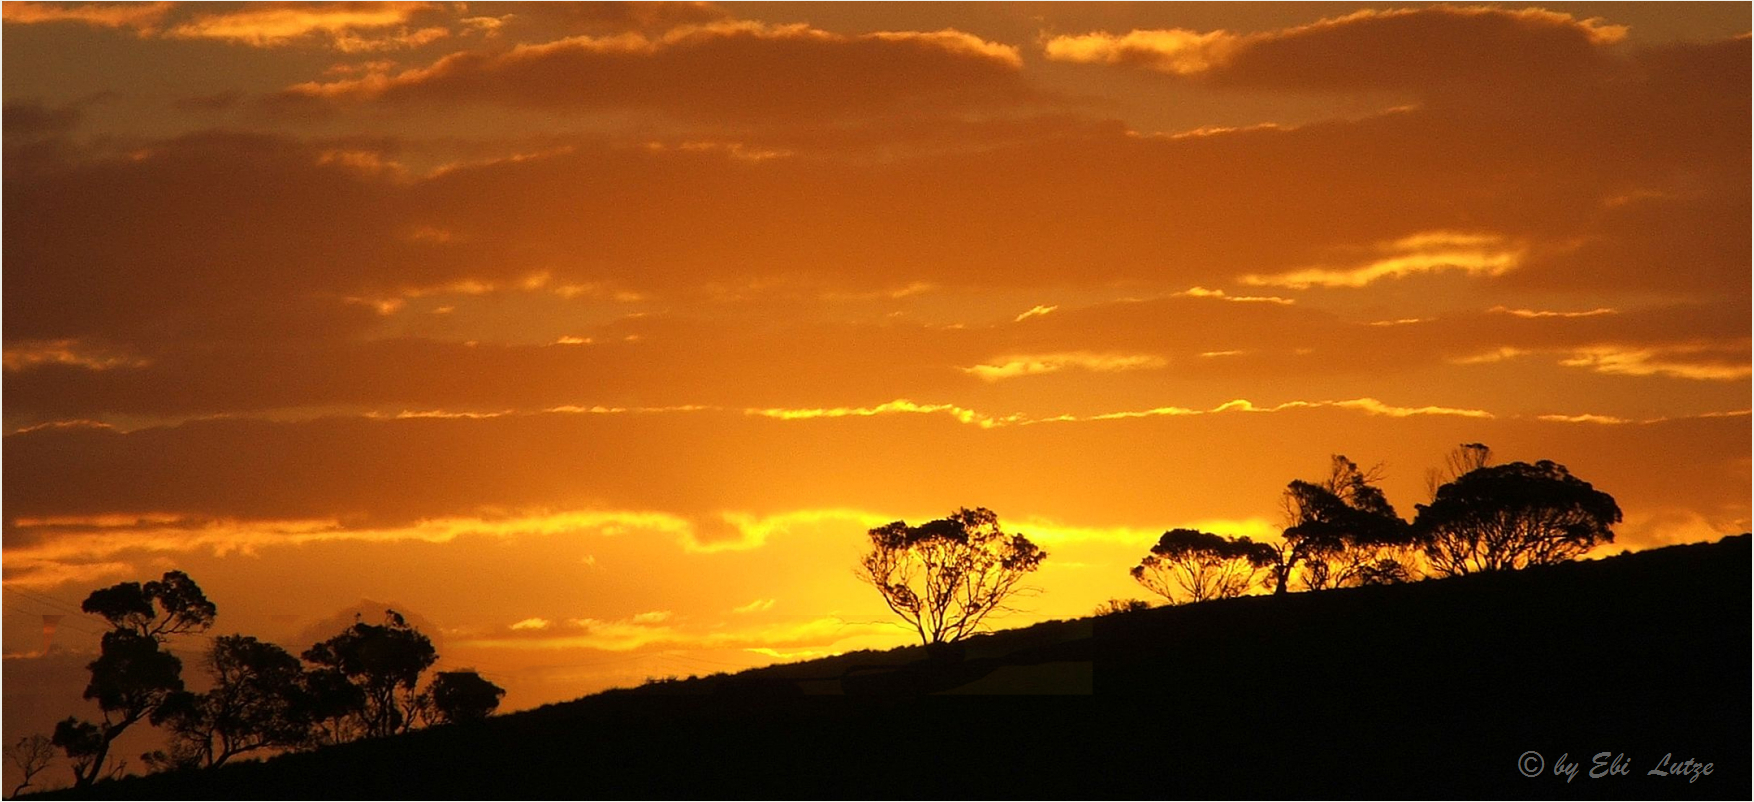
[32,535,1749,799]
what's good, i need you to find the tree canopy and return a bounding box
[1131,529,1278,604]
[149,635,314,769]
[1275,456,1416,593]
[428,671,507,725]
[80,570,216,639]
[1415,458,1621,575]
[54,571,216,788]
[857,507,1047,645]
[302,610,438,739]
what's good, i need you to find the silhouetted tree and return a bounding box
[53,571,215,788]
[1093,598,1152,615]
[1272,456,1416,594]
[148,635,312,769]
[296,667,369,747]
[1415,457,1621,576]
[6,733,55,798]
[856,508,1047,645]
[428,671,506,724]
[1424,443,1493,500]
[1131,529,1278,604]
[302,610,437,739]
[80,571,217,639]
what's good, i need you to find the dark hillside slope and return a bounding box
[45,535,1749,799]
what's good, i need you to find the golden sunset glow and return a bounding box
[3,1,1748,763]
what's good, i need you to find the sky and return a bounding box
[2,0,1749,755]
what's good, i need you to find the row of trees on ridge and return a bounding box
[9,574,505,793]
[855,443,1622,642]
[1130,444,1621,605]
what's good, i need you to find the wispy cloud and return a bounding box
[2,510,696,588]
[1537,413,1630,425]
[1173,286,1295,305]
[1212,397,1494,419]
[1041,7,1626,85]
[744,399,1020,428]
[1558,346,1751,381]
[962,352,1167,381]
[1,1,173,32]
[1489,306,1618,319]
[166,2,445,51]
[1243,231,1525,289]
[743,395,1498,430]
[689,509,892,553]
[460,613,894,653]
[4,340,150,372]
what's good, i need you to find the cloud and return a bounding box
[721,395,1491,427]
[9,35,1745,361]
[7,289,1744,428]
[1451,347,1532,366]
[1490,306,1618,319]
[1173,287,1295,305]
[1045,28,1238,76]
[163,2,447,51]
[962,352,1167,382]
[1,559,136,591]
[2,100,84,140]
[745,399,1017,429]
[466,612,892,653]
[731,598,776,614]
[3,2,469,53]
[1,503,911,584]
[1013,305,1058,322]
[1617,508,1751,551]
[686,509,891,554]
[279,22,1032,121]
[1208,397,1493,420]
[1537,413,1630,425]
[510,617,551,630]
[482,2,729,38]
[0,509,702,589]
[3,340,150,372]
[1,1,173,32]
[4,403,1745,601]
[1241,231,1526,289]
[1043,7,1627,92]
[1558,346,1752,382]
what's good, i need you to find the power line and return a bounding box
[4,586,102,619]
[1,602,106,637]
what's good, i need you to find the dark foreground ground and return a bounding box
[39,535,1750,800]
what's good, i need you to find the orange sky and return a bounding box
[3,1,1750,742]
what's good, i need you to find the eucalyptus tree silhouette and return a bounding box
[1415,454,1621,576]
[1131,529,1278,604]
[6,733,55,798]
[428,671,506,724]
[52,571,216,788]
[302,610,438,739]
[1094,598,1152,615]
[856,507,1047,645]
[1272,456,1416,594]
[147,635,312,769]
